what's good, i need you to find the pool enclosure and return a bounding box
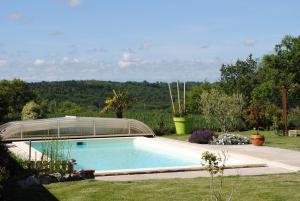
[0,116,155,141]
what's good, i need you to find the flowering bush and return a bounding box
[211,133,250,145]
[189,130,216,144]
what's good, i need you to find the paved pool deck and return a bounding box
[96,137,300,181]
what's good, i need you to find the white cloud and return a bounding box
[61,57,80,64]
[34,59,45,66]
[87,48,107,53]
[200,45,210,49]
[7,12,23,21]
[139,41,151,50]
[0,59,8,66]
[48,31,64,37]
[62,56,69,62]
[118,51,146,68]
[0,56,224,82]
[243,39,256,47]
[67,0,80,7]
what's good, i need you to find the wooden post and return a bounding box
[168,83,175,113]
[183,81,186,113]
[282,87,288,136]
[177,81,181,113]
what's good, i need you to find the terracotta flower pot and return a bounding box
[250,135,265,146]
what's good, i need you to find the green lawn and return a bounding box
[8,174,300,201]
[164,131,300,151]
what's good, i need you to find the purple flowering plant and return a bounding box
[189,129,216,144]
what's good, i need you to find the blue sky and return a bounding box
[0,0,300,82]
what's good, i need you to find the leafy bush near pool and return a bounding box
[0,138,9,199]
[288,107,300,129]
[189,130,216,144]
[211,133,250,145]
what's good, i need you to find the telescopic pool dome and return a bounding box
[0,116,155,141]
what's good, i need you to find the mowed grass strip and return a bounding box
[44,174,300,201]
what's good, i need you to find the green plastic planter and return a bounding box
[173,117,193,135]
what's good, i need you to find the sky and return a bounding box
[0,0,300,82]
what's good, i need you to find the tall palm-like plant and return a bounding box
[100,90,134,118]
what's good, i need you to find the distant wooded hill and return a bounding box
[28,80,199,111]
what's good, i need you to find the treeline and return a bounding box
[28,80,197,112]
[0,79,198,123]
[0,35,299,132]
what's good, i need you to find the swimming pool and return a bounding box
[28,137,201,172]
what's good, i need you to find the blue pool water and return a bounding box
[28,138,200,171]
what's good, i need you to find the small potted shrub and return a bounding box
[250,128,265,146]
[189,130,215,144]
[168,82,193,135]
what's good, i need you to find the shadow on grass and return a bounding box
[3,153,58,201]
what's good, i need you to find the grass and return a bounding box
[8,174,300,201]
[164,131,300,151]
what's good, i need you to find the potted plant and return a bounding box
[168,82,192,135]
[250,128,265,146]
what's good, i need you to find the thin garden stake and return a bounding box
[183,81,186,113]
[177,81,181,113]
[168,83,175,113]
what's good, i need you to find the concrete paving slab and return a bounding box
[157,137,300,169]
[95,167,294,181]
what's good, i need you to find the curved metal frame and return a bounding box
[0,116,155,141]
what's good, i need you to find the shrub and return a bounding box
[200,89,245,132]
[0,167,8,193]
[153,115,175,136]
[0,137,8,198]
[211,133,250,145]
[201,151,233,201]
[289,107,300,129]
[189,130,216,144]
[21,101,44,120]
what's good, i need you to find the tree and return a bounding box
[186,82,219,114]
[0,85,10,123]
[200,89,244,132]
[288,107,300,129]
[0,79,35,123]
[259,35,300,134]
[263,36,300,87]
[220,54,259,103]
[100,90,134,118]
[57,101,84,115]
[21,101,44,120]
